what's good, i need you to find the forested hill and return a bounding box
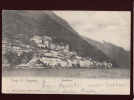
[2,10,116,66]
[81,36,130,68]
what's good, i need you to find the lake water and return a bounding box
[2,68,130,79]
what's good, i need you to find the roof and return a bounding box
[42,55,58,58]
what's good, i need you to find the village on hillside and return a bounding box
[2,35,113,69]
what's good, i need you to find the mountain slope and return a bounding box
[2,10,116,66]
[81,36,130,68]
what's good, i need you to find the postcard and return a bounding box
[2,10,130,94]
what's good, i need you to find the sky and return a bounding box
[54,11,130,51]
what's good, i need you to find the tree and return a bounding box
[3,51,19,68]
[18,51,34,64]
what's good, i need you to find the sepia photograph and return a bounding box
[2,10,130,94]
